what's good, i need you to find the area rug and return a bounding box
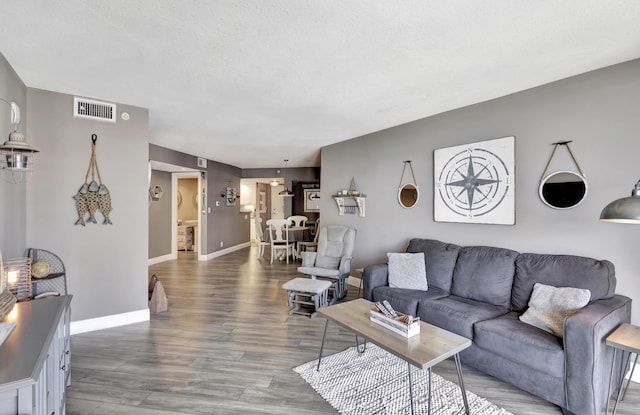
[294,344,513,415]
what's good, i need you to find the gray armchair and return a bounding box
[298,225,356,303]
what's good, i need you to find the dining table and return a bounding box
[264,226,311,260]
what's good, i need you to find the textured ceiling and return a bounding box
[1,1,640,168]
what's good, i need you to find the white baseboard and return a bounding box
[201,242,251,261]
[71,308,150,335]
[148,253,175,266]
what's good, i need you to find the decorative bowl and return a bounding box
[32,261,51,278]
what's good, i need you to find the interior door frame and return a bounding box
[172,172,203,260]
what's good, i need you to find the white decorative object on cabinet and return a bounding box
[177,226,193,251]
[0,295,72,415]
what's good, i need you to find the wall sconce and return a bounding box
[0,100,39,183]
[270,179,280,187]
[220,186,237,206]
[149,184,164,201]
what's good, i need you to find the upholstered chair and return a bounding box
[298,225,356,303]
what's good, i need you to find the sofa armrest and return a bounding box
[362,263,389,301]
[563,295,631,415]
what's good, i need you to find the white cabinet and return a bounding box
[0,296,72,415]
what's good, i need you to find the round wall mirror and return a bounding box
[539,171,588,209]
[398,183,420,209]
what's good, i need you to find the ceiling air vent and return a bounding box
[73,97,116,122]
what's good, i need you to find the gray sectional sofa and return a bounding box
[362,238,632,415]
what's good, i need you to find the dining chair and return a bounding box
[253,217,270,259]
[298,225,357,303]
[297,218,320,254]
[266,218,296,264]
[287,215,308,227]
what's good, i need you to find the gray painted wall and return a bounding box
[26,88,149,321]
[0,53,27,258]
[208,163,249,251]
[321,58,640,324]
[148,170,172,258]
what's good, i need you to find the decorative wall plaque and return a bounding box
[434,136,515,225]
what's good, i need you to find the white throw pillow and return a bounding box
[387,252,427,291]
[519,283,591,337]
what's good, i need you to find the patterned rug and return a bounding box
[294,343,513,415]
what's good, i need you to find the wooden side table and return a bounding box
[606,323,640,415]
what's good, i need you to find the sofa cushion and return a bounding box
[512,253,616,312]
[450,246,519,308]
[474,312,565,378]
[417,295,509,339]
[387,252,427,290]
[519,283,591,337]
[372,286,448,316]
[406,238,460,293]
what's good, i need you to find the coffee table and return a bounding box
[316,298,472,415]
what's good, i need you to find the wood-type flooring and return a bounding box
[66,248,639,414]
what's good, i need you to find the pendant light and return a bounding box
[0,100,39,183]
[600,179,640,224]
[278,159,294,197]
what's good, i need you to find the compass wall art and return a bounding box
[434,136,515,225]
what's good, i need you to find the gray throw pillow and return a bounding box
[315,255,341,270]
[387,252,428,291]
[519,282,591,337]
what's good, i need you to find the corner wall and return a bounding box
[26,88,149,322]
[0,53,27,257]
[321,58,640,324]
[149,170,172,258]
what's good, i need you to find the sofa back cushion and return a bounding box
[451,246,519,308]
[512,253,616,312]
[406,238,460,293]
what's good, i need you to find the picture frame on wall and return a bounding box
[304,189,321,212]
[434,136,515,225]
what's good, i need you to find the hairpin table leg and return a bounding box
[355,335,367,353]
[316,319,329,371]
[455,354,470,414]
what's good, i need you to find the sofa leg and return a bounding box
[560,408,577,415]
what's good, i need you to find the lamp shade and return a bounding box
[278,158,294,197]
[600,180,640,224]
[278,187,294,197]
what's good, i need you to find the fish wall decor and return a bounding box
[74,134,113,226]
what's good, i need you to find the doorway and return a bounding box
[172,171,203,260]
[240,178,283,243]
[177,176,199,252]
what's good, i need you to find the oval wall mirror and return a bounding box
[398,183,420,209]
[539,171,588,209]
